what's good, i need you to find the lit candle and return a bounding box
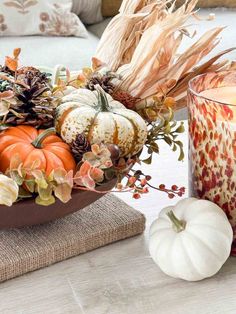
[188,72,236,255]
[200,86,236,107]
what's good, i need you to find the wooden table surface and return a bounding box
[0,123,235,314]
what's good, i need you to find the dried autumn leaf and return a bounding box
[24,180,35,193]
[9,170,24,186]
[83,143,112,169]
[5,56,18,72]
[4,47,21,71]
[13,48,21,59]
[0,90,16,116]
[0,101,10,116]
[30,159,41,170]
[9,153,22,170]
[92,57,105,71]
[90,167,104,183]
[65,170,74,187]
[54,183,72,203]
[53,168,68,184]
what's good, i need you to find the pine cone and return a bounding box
[4,67,57,128]
[70,134,91,162]
[85,72,116,94]
[16,66,42,76]
[112,90,139,109]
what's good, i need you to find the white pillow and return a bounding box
[0,0,87,37]
[72,0,103,24]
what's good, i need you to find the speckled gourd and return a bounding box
[55,86,147,157]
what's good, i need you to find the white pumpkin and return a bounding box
[0,174,19,207]
[149,198,233,281]
[55,86,147,157]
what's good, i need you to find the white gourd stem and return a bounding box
[95,85,110,112]
[31,128,56,148]
[166,210,186,233]
[52,65,66,86]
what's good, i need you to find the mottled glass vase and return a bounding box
[188,71,236,255]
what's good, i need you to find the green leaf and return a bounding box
[142,155,153,165]
[24,180,35,193]
[175,123,185,133]
[35,195,55,206]
[150,142,159,154]
[0,124,11,131]
[171,121,177,128]
[172,144,177,152]
[38,184,52,201]
[163,136,172,146]
[175,140,184,148]
[36,178,48,189]
[18,187,32,198]
[9,170,24,185]
[178,149,185,161]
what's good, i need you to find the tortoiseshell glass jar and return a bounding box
[188,71,236,255]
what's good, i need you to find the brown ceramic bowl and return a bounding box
[0,179,116,229]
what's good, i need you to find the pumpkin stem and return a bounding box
[95,84,110,112]
[167,210,186,233]
[31,128,56,148]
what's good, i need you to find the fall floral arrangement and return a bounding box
[0,0,234,207]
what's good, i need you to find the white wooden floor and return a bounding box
[0,123,235,314]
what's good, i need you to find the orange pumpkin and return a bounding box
[0,125,76,175]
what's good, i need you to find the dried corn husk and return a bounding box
[95,0,234,110]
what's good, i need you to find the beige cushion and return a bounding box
[72,0,103,24]
[101,0,236,17]
[176,0,236,7]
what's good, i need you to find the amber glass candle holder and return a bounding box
[188,71,236,255]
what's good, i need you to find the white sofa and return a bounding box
[0,18,111,71]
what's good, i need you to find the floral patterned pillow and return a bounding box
[0,0,88,37]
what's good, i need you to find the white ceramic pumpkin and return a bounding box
[55,86,147,157]
[0,174,19,206]
[149,198,233,281]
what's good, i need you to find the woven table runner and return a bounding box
[0,194,145,282]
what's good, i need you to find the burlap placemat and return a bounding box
[0,194,145,283]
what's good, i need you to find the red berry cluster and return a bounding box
[158,184,186,199]
[119,170,186,200]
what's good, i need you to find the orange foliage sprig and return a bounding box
[5,48,21,72]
